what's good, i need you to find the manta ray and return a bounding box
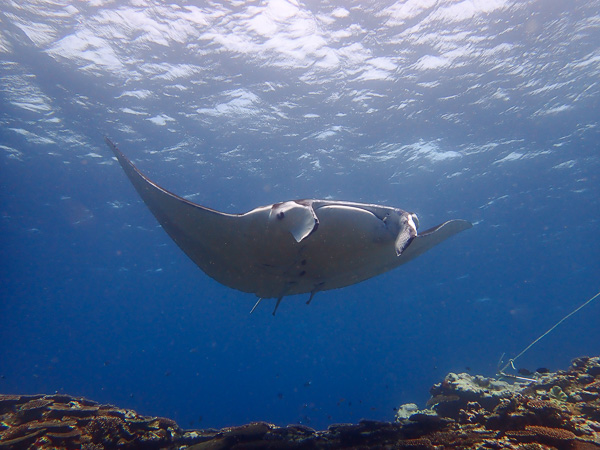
[105,138,472,314]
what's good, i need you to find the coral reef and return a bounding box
[1,356,599,449]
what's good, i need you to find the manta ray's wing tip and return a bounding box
[104,136,121,159]
[427,218,473,235]
[458,219,474,231]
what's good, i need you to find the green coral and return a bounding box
[548,385,568,402]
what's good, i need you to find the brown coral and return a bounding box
[20,399,52,410]
[0,355,598,449]
[0,423,34,441]
[18,398,53,421]
[397,437,434,449]
[524,425,576,443]
[84,416,132,446]
[48,403,99,419]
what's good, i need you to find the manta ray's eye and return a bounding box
[277,211,285,220]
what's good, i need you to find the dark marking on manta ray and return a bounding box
[105,137,472,315]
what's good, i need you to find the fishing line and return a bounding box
[499,289,600,377]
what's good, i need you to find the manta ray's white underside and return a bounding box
[105,138,472,314]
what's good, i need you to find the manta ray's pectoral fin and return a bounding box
[402,219,473,260]
[250,298,263,314]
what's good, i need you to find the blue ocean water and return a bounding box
[1,0,599,431]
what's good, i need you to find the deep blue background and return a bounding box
[1,0,599,431]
